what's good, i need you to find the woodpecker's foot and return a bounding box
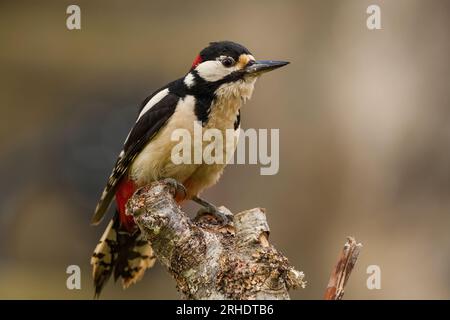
[192,196,232,224]
[163,178,187,202]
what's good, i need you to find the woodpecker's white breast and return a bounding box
[183,78,256,197]
[129,77,256,197]
[129,94,199,185]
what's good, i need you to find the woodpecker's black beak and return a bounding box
[245,60,289,75]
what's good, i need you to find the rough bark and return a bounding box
[126,179,306,300]
[324,237,362,300]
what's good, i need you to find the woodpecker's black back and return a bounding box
[91,92,180,225]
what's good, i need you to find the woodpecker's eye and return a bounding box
[221,57,235,68]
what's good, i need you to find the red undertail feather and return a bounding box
[115,178,137,232]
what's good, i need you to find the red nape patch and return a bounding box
[191,54,203,69]
[115,178,137,232]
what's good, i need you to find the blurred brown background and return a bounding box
[1,0,450,299]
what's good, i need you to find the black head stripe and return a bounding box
[200,41,251,62]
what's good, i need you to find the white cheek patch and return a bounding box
[136,88,169,121]
[195,60,238,82]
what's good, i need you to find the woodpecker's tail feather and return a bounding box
[91,213,156,297]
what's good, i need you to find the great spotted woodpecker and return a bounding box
[90,41,288,296]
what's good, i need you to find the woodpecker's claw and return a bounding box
[192,196,231,224]
[163,178,187,201]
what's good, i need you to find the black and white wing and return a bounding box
[91,90,179,225]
